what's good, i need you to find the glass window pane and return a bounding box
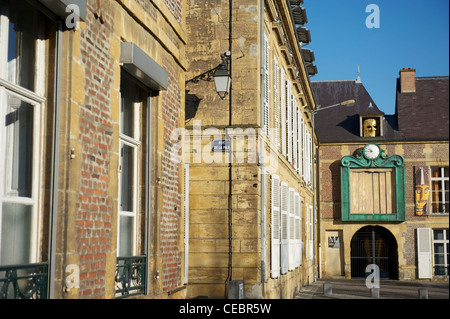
[1,203,32,265]
[120,79,138,137]
[119,216,133,257]
[4,95,33,197]
[434,243,444,254]
[120,144,134,212]
[434,230,444,240]
[434,254,444,265]
[3,0,40,91]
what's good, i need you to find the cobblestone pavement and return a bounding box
[295,278,449,299]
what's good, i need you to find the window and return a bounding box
[263,32,269,136]
[433,229,449,277]
[431,167,449,214]
[118,75,146,257]
[0,0,47,266]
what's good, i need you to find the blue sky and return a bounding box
[303,0,449,115]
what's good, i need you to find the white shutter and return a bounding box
[301,119,305,180]
[417,228,432,279]
[287,82,292,163]
[294,192,300,267]
[309,134,313,185]
[288,187,295,271]
[280,69,286,157]
[305,202,309,260]
[309,205,313,260]
[298,110,302,177]
[280,181,289,274]
[298,196,303,266]
[263,33,270,136]
[184,164,189,284]
[293,101,298,171]
[274,57,279,148]
[271,175,281,278]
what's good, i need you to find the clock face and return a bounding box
[364,143,379,159]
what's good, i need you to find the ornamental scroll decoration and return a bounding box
[341,147,404,169]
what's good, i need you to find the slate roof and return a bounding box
[311,75,449,143]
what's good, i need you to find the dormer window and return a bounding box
[359,111,384,137]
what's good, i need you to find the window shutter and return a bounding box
[294,192,300,267]
[288,187,295,271]
[309,205,313,260]
[417,228,432,279]
[298,196,303,266]
[271,175,281,278]
[298,110,302,177]
[293,101,298,171]
[287,81,292,163]
[274,57,279,149]
[280,181,289,274]
[305,201,309,260]
[301,119,305,180]
[184,164,189,284]
[280,69,286,157]
[263,33,270,136]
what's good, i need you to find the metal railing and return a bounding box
[115,255,146,298]
[0,262,48,299]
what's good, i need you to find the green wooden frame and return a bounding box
[341,143,406,222]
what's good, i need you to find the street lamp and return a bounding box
[213,52,232,100]
[313,99,355,114]
[185,52,231,100]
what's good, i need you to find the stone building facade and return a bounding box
[312,69,449,281]
[184,0,318,299]
[0,0,187,299]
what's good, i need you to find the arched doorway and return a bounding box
[350,226,398,279]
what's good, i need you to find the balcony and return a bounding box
[0,262,48,299]
[115,255,146,298]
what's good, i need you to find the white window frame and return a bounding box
[117,82,141,257]
[288,187,295,271]
[0,8,45,265]
[432,229,449,278]
[430,167,449,214]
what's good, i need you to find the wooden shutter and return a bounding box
[271,175,281,278]
[298,108,302,177]
[309,205,313,260]
[280,181,289,274]
[263,33,270,136]
[301,119,305,180]
[294,192,300,267]
[417,228,432,279]
[274,57,279,149]
[280,69,286,157]
[184,164,189,284]
[288,187,295,271]
[298,196,303,265]
[293,101,298,171]
[287,81,292,163]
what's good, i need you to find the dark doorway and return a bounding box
[350,226,398,279]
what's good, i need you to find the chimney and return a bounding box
[399,68,416,93]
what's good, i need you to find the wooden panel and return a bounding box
[350,169,396,214]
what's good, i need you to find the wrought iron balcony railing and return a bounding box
[0,262,48,299]
[115,255,146,298]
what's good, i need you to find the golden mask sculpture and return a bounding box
[415,168,430,215]
[363,118,377,137]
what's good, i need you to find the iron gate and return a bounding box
[350,226,398,279]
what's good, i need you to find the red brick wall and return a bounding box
[160,56,182,292]
[164,0,183,23]
[76,1,115,299]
